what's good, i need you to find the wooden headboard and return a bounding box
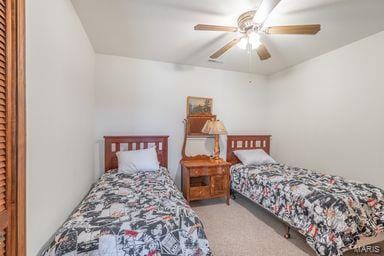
[226,135,271,164]
[104,136,169,172]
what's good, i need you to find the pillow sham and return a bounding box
[234,149,276,165]
[116,147,160,173]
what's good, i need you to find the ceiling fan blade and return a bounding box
[256,44,271,61]
[265,24,321,35]
[253,0,281,24]
[210,38,241,59]
[194,24,238,32]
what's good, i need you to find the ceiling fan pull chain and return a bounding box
[249,48,253,74]
[247,37,251,55]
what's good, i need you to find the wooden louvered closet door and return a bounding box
[0,0,26,255]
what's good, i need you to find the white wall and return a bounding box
[268,31,384,189]
[26,0,95,255]
[95,54,268,184]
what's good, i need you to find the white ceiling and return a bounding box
[71,0,384,75]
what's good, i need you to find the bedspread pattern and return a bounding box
[42,168,211,256]
[231,163,384,256]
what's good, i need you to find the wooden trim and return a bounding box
[15,0,25,254]
[226,135,271,165]
[7,0,25,254]
[104,136,169,172]
[0,0,24,254]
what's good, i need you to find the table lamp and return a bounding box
[202,120,227,160]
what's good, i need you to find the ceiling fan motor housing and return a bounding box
[237,11,258,33]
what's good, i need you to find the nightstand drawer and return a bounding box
[190,166,226,177]
[190,186,210,200]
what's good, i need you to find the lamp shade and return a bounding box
[201,120,227,135]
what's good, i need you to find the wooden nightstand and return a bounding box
[181,156,231,205]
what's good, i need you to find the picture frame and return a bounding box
[187,96,213,116]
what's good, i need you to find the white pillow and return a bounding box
[116,147,160,173]
[234,149,276,165]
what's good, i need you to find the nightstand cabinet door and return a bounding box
[210,175,228,195]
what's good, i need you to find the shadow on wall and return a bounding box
[174,33,229,67]
[173,64,195,72]
[95,139,104,180]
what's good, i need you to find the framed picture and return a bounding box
[187,97,213,116]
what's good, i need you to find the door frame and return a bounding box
[13,0,25,255]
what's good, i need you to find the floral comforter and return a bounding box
[42,168,211,256]
[231,163,384,256]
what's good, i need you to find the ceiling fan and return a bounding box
[194,0,321,61]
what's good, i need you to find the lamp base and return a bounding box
[213,134,220,160]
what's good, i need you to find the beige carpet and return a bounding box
[192,195,383,256]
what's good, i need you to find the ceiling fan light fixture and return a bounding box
[248,32,261,49]
[237,32,261,50]
[237,37,248,50]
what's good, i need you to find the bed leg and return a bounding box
[284,226,291,239]
[230,189,236,200]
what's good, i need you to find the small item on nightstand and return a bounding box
[201,119,227,160]
[181,156,231,205]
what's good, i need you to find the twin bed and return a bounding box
[42,135,384,256]
[42,136,212,256]
[227,135,384,256]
